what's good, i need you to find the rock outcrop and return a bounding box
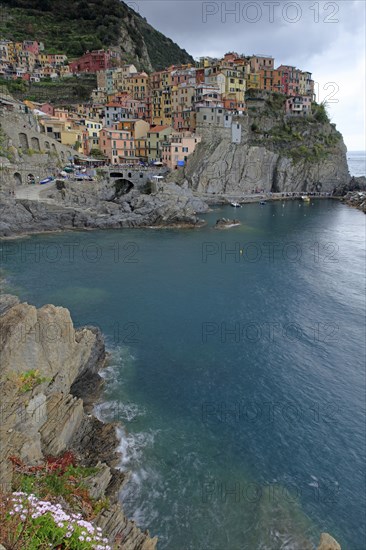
[0,182,208,237]
[341,190,366,212]
[0,294,157,549]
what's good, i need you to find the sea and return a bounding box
[1,154,365,550]
[347,150,366,177]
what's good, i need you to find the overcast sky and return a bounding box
[127,0,365,151]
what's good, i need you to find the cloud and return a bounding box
[132,0,365,150]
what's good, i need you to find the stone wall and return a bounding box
[0,107,78,186]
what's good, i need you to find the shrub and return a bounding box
[17,369,48,393]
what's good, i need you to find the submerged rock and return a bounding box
[215,217,241,228]
[317,532,341,549]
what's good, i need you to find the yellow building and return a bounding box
[61,127,84,152]
[245,72,261,91]
[117,119,149,139]
[125,72,149,101]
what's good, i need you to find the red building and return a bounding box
[69,50,111,74]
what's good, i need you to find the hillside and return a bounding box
[0,0,194,71]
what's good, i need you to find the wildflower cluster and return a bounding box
[1,492,111,549]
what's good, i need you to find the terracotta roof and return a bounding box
[148,125,170,133]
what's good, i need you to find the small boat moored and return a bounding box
[231,202,241,207]
[301,195,311,202]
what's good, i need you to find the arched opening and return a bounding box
[14,172,22,185]
[27,173,35,185]
[110,172,124,178]
[31,137,40,151]
[51,144,57,153]
[60,151,65,161]
[44,141,50,149]
[114,179,134,195]
[19,133,29,150]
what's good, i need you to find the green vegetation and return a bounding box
[249,99,342,165]
[1,0,193,70]
[312,101,330,123]
[288,143,328,163]
[0,490,110,549]
[265,92,287,112]
[0,126,15,161]
[11,452,109,518]
[0,78,28,94]
[17,369,49,394]
[2,75,97,103]
[90,148,107,160]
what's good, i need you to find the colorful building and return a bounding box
[147,125,173,161]
[69,50,112,74]
[161,132,201,169]
[285,95,312,116]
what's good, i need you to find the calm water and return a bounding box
[347,150,366,177]
[2,200,365,549]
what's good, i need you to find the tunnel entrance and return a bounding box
[114,179,134,195]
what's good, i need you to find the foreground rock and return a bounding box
[0,294,157,549]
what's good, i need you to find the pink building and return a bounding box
[162,132,201,169]
[23,40,39,55]
[100,125,135,164]
[39,103,54,116]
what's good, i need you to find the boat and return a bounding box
[259,200,266,205]
[39,176,54,185]
[301,195,311,202]
[231,202,241,207]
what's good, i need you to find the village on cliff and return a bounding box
[0,40,316,170]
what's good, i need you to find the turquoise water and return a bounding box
[2,200,365,549]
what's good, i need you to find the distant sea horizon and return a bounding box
[347,150,366,177]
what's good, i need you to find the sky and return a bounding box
[126,0,365,151]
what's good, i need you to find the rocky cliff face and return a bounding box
[182,104,350,196]
[0,295,157,549]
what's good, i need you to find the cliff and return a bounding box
[181,96,350,196]
[0,294,157,549]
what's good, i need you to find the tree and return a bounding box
[90,148,107,159]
